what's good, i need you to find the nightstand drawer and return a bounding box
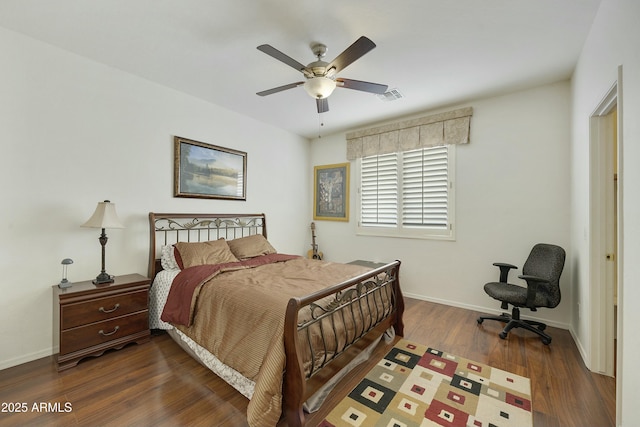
[60,310,148,355]
[61,289,148,330]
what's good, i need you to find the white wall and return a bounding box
[0,27,310,369]
[571,0,640,424]
[310,81,572,327]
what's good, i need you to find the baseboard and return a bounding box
[403,292,571,330]
[569,325,590,369]
[0,347,54,371]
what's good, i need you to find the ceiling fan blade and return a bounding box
[316,98,329,113]
[337,78,388,94]
[257,82,304,96]
[257,44,307,72]
[326,36,377,75]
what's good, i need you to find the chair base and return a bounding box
[477,307,552,345]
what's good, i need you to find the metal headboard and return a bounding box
[148,212,267,278]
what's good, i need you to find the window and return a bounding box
[357,145,455,240]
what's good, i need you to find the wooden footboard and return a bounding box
[283,260,403,427]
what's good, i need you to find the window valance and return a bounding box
[346,107,473,160]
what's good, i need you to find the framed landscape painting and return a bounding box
[174,136,247,200]
[314,162,349,221]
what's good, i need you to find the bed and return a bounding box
[147,212,403,427]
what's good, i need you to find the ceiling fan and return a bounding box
[256,36,388,113]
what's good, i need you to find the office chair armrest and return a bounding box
[493,262,518,282]
[518,274,550,309]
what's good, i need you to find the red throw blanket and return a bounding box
[161,253,300,326]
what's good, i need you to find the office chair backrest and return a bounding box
[522,243,566,308]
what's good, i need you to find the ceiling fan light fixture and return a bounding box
[303,77,336,99]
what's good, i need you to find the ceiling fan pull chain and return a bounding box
[317,113,324,138]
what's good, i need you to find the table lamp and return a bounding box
[81,200,124,285]
[58,258,74,288]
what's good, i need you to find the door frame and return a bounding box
[588,66,623,416]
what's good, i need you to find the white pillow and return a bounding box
[160,245,181,271]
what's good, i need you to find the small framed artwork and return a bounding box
[174,136,247,200]
[314,162,349,221]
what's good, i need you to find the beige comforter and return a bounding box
[165,256,373,427]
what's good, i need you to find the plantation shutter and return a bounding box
[401,146,449,229]
[361,153,398,226]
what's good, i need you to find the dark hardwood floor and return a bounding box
[0,299,615,427]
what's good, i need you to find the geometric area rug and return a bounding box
[318,339,532,427]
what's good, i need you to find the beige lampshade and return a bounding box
[81,200,125,229]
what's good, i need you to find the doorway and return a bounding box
[589,72,622,380]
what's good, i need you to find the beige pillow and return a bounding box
[174,240,239,268]
[227,234,277,259]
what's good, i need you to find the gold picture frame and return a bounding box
[174,136,247,200]
[313,162,349,221]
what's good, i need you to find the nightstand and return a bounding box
[53,273,151,371]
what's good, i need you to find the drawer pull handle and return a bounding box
[98,326,120,337]
[99,303,120,314]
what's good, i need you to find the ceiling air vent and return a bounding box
[377,88,404,101]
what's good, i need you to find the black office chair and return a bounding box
[477,243,565,344]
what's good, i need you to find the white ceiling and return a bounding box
[0,0,601,139]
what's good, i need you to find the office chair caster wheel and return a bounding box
[499,331,508,339]
[541,337,551,345]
